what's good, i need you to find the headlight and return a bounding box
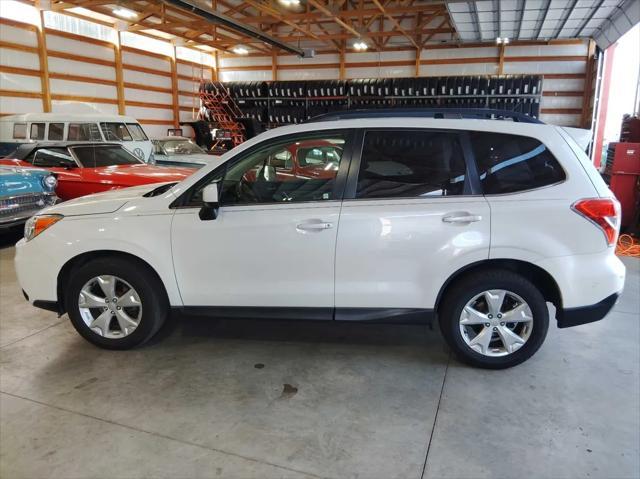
[24,214,63,242]
[42,174,57,191]
[148,153,156,164]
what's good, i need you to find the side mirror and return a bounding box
[199,183,219,221]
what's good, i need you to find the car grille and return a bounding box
[0,193,56,221]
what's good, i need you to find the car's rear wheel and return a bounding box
[439,269,549,369]
[65,257,168,350]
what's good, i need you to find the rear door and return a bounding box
[334,128,491,319]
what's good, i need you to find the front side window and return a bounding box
[72,145,142,167]
[32,148,75,168]
[13,123,27,139]
[126,123,148,141]
[470,132,565,194]
[219,134,346,204]
[100,122,132,141]
[68,123,101,141]
[356,130,466,198]
[160,139,205,155]
[48,122,64,140]
[30,123,45,140]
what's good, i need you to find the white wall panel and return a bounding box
[220,56,271,68]
[177,62,210,78]
[543,78,585,91]
[48,57,116,80]
[346,66,414,78]
[0,49,40,70]
[177,79,202,92]
[278,53,339,66]
[50,79,116,98]
[220,70,272,82]
[179,110,199,122]
[506,43,588,57]
[125,106,173,121]
[541,96,582,109]
[124,87,172,105]
[51,100,118,115]
[421,63,498,76]
[503,61,585,74]
[423,46,499,59]
[46,34,114,62]
[278,68,340,80]
[0,73,42,92]
[139,124,167,137]
[0,96,42,114]
[178,95,199,108]
[0,25,37,46]
[540,113,581,126]
[122,50,170,71]
[123,69,171,89]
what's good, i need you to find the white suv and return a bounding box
[15,112,626,368]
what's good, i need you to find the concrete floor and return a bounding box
[0,233,638,479]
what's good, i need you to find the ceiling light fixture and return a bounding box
[278,0,301,6]
[232,46,249,55]
[496,37,510,44]
[112,7,138,19]
[353,41,368,51]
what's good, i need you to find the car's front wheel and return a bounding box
[439,269,549,369]
[65,257,168,349]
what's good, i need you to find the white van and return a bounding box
[0,113,153,162]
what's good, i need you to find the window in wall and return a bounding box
[100,123,132,141]
[356,130,467,198]
[68,123,101,141]
[30,123,45,140]
[48,123,64,141]
[176,46,214,67]
[13,123,27,139]
[469,132,566,194]
[126,123,148,141]
[43,10,116,43]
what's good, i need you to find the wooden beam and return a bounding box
[370,0,419,49]
[498,44,506,74]
[272,49,278,81]
[581,39,597,128]
[339,42,346,80]
[114,31,126,115]
[36,10,51,112]
[170,45,180,129]
[307,0,361,38]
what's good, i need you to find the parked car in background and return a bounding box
[0,113,153,163]
[0,166,58,230]
[14,112,626,369]
[0,142,194,201]
[152,136,221,168]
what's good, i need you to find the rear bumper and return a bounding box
[557,292,620,328]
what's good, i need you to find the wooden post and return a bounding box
[581,39,597,128]
[170,45,180,129]
[114,30,126,115]
[498,43,506,75]
[36,9,51,112]
[212,50,219,81]
[415,47,421,77]
[339,42,346,80]
[271,49,278,81]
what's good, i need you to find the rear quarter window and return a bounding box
[469,132,565,194]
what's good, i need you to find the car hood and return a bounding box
[90,164,194,182]
[161,154,223,165]
[45,182,173,217]
[0,167,52,197]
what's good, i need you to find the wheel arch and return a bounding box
[57,250,169,315]
[434,259,563,315]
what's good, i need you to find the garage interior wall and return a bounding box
[219,39,595,128]
[0,13,213,137]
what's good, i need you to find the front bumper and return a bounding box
[0,194,59,230]
[557,292,621,328]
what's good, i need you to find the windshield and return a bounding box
[72,145,143,167]
[159,139,205,155]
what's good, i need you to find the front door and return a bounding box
[334,129,491,319]
[171,130,353,317]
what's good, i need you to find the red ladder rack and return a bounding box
[199,81,245,149]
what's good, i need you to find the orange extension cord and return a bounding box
[616,234,640,258]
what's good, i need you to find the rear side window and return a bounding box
[101,122,132,141]
[126,123,148,141]
[68,123,101,141]
[13,123,26,139]
[356,130,467,198]
[470,132,565,194]
[48,122,64,140]
[30,123,45,140]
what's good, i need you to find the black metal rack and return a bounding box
[214,75,543,129]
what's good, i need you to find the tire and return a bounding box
[438,269,549,369]
[65,257,168,350]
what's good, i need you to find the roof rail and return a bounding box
[306,108,543,124]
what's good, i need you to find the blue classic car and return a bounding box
[0,166,58,230]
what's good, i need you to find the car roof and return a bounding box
[0,113,139,123]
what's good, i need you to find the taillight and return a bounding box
[571,198,621,247]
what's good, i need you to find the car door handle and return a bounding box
[296,220,333,232]
[442,213,482,224]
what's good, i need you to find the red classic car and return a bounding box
[0,142,194,201]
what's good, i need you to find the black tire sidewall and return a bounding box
[440,270,549,369]
[66,258,167,350]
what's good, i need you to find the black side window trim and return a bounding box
[342,128,482,200]
[169,128,357,209]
